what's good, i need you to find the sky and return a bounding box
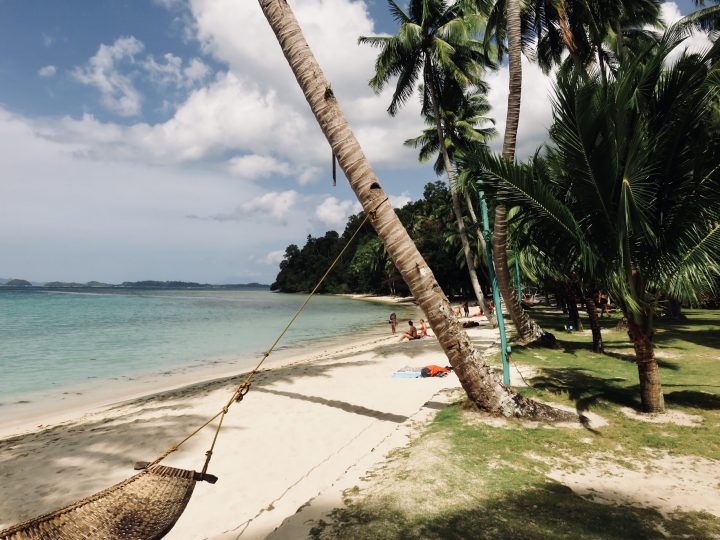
[0,0,709,284]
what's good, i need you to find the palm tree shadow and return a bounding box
[307,482,718,539]
[530,367,642,411]
[602,349,680,370]
[664,390,720,410]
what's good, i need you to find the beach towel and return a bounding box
[392,371,422,378]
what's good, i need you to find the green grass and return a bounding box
[310,308,720,540]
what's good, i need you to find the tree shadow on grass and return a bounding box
[602,349,680,370]
[529,367,642,412]
[653,327,720,350]
[664,390,720,410]
[309,482,720,540]
[529,367,720,412]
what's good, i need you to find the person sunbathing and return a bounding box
[399,320,420,341]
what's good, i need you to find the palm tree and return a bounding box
[359,0,494,320]
[405,85,500,323]
[681,1,720,32]
[484,0,663,346]
[404,85,497,176]
[476,30,720,411]
[257,0,575,421]
[491,0,556,345]
[504,202,605,353]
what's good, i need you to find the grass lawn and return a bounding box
[310,308,720,539]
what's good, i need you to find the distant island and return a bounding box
[3,278,33,287]
[0,278,269,289]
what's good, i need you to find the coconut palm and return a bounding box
[405,85,497,175]
[358,0,495,320]
[484,0,662,75]
[475,29,720,411]
[483,0,664,345]
[257,0,575,420]
[681,1,720,32]
[492,0,557,345]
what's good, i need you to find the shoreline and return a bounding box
[0,293,423,439]
[0,308,494,539]
[0,323,411,440]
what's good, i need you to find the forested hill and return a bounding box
[271,182,474,297]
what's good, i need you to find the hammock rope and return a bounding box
[0,198,388,540]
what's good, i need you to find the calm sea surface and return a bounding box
[0,289,412,402]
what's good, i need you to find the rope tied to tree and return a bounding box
[144,196,390,476]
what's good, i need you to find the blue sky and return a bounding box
[0,0,706,284]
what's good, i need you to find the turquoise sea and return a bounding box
[0,289,411,403]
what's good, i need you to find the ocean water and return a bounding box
[0,289,412,403]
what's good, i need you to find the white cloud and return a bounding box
[298,166,322,185]
[72,36,145,117]
[200,190,299,222]
[389,192,412,209]
[52,72,317,163]
[487,58,555,158]
[315,196,358,228]
[227,154,291,179]
[143,52,183,85]
[47,0,423,174]
[143,53,210,88]
[242,190,298,220]
[38,65,57,78]
[0,106,296,283]
[264,249,285,265]
[42,33,54,47]
[661,2,714,62]
[184,58,211,83]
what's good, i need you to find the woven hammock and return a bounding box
[0,463,216,540]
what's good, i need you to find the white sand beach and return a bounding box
[0,310,498,539]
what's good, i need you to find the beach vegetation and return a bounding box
[308,308,720,539]
[359,0,496,319]
[470,29,720,412]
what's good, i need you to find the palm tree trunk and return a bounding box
[494,0,552,345]
[258,0,573,420]
[615,20,625,61]
[425,64,491,323]
[627,316,665,413]
[565,284,583,331]
[583,295,604,353]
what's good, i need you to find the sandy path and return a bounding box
[0,322,498,539]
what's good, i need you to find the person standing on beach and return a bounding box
[463,301,470,318]
[389,312,397,334]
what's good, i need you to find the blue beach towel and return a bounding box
[392,372,422,378]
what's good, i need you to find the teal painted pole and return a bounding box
[514,257,522,301]
[479,191,511,385]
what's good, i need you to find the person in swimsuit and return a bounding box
[389,312,397,334]
[399,320,419,341]
[419,319,433,337]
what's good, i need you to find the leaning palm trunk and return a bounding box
[494,0,551,345]
[425,66,491,325]
[258,0,572,420]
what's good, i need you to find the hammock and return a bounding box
[1,464,216,540]
[0,201,385,540]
